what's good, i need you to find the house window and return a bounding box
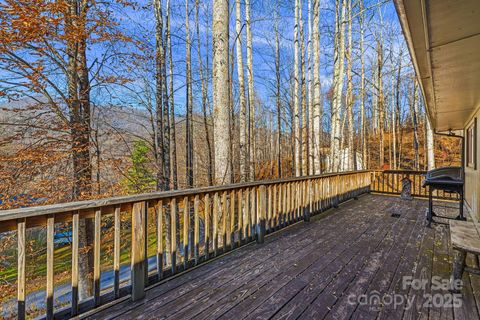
[466,118,477,169]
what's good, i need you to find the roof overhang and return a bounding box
[393,0,480,132]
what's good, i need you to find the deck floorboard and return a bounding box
[88,194,480,320]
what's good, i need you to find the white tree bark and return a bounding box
[300,0,308,176]
[359,0,366,169]
[212,0,231,184]
[330,0,346,172]
[246,0,255,181]
[293,0,301,176]
[345,0,353,170]
[307,0,313,175]
[312,0,321,174]
[185,0,194,187]
[236,0,248,182]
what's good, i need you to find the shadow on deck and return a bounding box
[87,194,480,320]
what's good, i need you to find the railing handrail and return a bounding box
[372,169,427,174]
[0,170,368,222]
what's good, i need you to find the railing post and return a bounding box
[131,201,147,301]
[256,185,266,244]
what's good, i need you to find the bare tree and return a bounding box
[293,0,301,176]
[312,0,322,174]
[274,9,282,178]
[330,0,346,172]
[185,0,194,187]
[167,0,178,189]
[212,0,231,184]
[246,0,255,180]
[345,0,354,170]
[300,0,308,175]
[236,0,248,182]
[196,0,214,186]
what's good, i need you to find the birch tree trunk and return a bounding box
[345,0,354,170]
[293,0,301,176]
[196,0,214,186]
[312,0,321,174]
[376,40,385,169]
[166,0,178,190]
[153,0,166,190]
[185,0,194,187]
[236,0,248,182]
[394,49,403,170]
[212,0,231,184]
[359,0,366,169]
[300,0,308,175]
[246,0,255,180]
[330,0,346,172]
[275,10,282,178]
[307,0,313,175]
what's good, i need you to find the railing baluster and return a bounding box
[113,205,121,298]
[229,190,235,248]
[46,214,54,319]
[245,188,250,240]
[250,188,256,236]
[257,185,266,244]
[204,193,210,259]
[17,218,26,320]
[183,196,189,269]
[222,191,228,250]
[157,200,164,279]
[131,201,147,301]
[93,209,101,306]
[170,198,177,273]
[267,185,272,231]
[237,189,243,245]
[194,195,200,265]
[272,185,277,229]
[213,192,219,256]
[71,212,79,316]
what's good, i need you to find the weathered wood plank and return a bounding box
[17,218,26,320]
[183,196,190,269]
[46,214,54,319]
[194,195,200,264]
[170,198,177,273]
[71,212,79,316]
[156,200,163,279]
[131,201,147,301]
[93,209,102,306]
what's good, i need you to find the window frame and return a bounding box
[466,118,477,170]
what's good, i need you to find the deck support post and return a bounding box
[256,185,266,244]
[131,201,147,301]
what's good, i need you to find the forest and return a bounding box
[0,0,462,316]
[0,0,461,208]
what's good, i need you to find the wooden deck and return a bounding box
[87,194,480,320]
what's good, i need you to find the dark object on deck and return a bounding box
[422,166,465,226]
[401,177,413,200]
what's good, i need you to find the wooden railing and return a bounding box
[0,171,371,319]
[370,170,460,201]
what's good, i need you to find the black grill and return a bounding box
[422,166,465,225]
